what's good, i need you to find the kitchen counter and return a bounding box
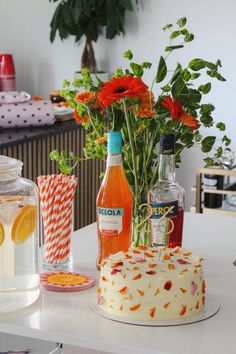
[0,212,236,354]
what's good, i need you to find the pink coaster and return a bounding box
[40,271,95,292]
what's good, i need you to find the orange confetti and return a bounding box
[180,305,187,316]
[202,296,205,305]
[130,304,141,311]
[195,301,199,309]
[97,287,101,294]
[133,273,142,280]
[154,288,160,296]
[173,247,180,254]
[118,286,127,295]
[125,254,132,259]
[149,307,156,318]
[132,250,141,254]
[101,276,107,281]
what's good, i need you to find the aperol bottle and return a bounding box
[96,131,133,270]
[148,134,185,248]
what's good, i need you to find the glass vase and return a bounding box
[131,215,151,247]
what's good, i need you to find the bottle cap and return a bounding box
[108,131,122,154]
[160,134,175,155]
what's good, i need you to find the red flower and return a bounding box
[98,76,148,107]
[73,108,89,124]
[161,96,199,130]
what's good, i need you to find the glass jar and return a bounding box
[0,155,40,313]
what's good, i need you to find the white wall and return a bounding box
[0,0,235,209]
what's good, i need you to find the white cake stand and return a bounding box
[90,294,219,327]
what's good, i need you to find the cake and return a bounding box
[97,246,205,320]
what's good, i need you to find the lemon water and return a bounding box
[0,197,39,313]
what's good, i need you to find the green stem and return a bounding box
[122,99,139,215]
[87,107,102,138]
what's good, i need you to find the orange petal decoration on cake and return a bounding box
[145,252,154,258]
[202,296,205,305]
[183,252,192,256]
[132,249,141,254]
[149,307,156,318]
[130,304,141,311]
[180,288,187,293]
[164,280,172,290]
[132,266,139,270]
[168,263,175,270]
[180,305,187,316]
[111,261,123,268]
[137,246,148,250]
[133,273,142,280]
[195,301,199,309]
[148,263,157,268]
[97,287,101,294]
[137,289,145,296]
[163,254,171,261]
[101,276,107,281]
[146,270,156,275]
[202,280,206,293]
[118,286,127,295]
[164,302,170,309]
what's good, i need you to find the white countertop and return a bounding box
[0,212,236,354]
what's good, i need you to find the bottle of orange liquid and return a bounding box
[96,131,133,270]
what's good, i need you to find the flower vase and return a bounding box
[131,215,151,247]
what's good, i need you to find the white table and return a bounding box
[0,212,236,354]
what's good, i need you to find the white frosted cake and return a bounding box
[97,246,205,320]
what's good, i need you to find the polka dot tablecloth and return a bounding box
[0,100,55,128]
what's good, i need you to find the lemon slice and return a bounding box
[11,205,37,245]
[0,223,5,246]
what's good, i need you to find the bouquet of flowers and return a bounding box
[51,17,230,245]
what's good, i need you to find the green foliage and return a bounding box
[49,0,135,43]
[51,16,231,188]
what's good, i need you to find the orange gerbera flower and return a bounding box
[161,96,199,130]
[136,91,155,110]
[73,108,89,124]
[98,76,148,107]
[136,108,155,118]
[75,92,96,104]
[95,136,108,145]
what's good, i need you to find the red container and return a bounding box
[0,54,16,91]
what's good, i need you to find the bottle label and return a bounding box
[107,155,122,167]
[150,200,178,247]
[98,207,124,236]
[150,200,178,219]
